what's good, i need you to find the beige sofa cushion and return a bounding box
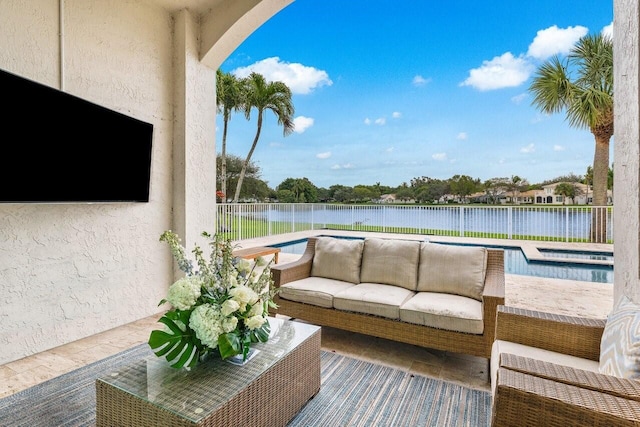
[359,238,421,290]
[279,277,356,308]
[417,243,488,301]
[311,236,364,284]
[490,340,600,394]
[399,292,484,334]
[333,283,415,319]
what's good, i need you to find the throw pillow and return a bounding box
[359,238,421,290]
[416,243,488,301]
[310,237,364,284]
[599,294,640,378]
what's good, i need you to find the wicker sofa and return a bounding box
[270,235,505,359]
[491,305,640,426]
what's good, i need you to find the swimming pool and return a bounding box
[538,248,614,262]
[269,236,614,284]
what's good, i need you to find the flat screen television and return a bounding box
[0,68,153,203]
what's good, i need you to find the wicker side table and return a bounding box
[96,318,321,427]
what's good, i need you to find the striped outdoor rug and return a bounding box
[0,344,491,427]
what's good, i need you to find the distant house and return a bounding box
[502,189,536,204]
[526,182,613,205]
[378,194,396,203]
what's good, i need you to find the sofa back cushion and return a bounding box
[311,237,364,284]
[417,243,487,301]
[359,238,421,290]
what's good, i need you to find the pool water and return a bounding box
[269,236,614,284]
[538,248,614,262]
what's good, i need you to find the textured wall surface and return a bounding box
[0,0,176,364]
[613,0,640,304]
[0,0,289,365]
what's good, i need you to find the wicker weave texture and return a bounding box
[495,305,605,361]
[500,353,640,402]
[96,323,321,427]
[271,238,505,358]
[492,368,640,427]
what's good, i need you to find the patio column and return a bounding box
[613,0,640,303]
[172,10,217,254]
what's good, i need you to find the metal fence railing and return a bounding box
[216,203,614,244]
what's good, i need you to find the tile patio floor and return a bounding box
[0,232,614,399]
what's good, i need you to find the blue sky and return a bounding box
[218,0,613,190]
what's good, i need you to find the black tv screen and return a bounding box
[0,68,153,203]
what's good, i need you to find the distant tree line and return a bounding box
[217,152,612,205]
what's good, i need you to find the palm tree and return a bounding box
[233,72,294,203]
[216,70,244,203]
[529,33,613,242]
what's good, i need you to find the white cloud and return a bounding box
[432,153,447,161]
[511,93,528,105]
[232,57,332,94]
[331,163,354,170]
[531,113,550,124]
[293,116,314,133]
[316,151,331,159]
[392,111,402,119]
[457,132,468,141]
[553,145,565,151]
[520,143,535,153]
[412,75,432,86]
[374,117,386,125]
[526,25,588,60]
[364,118,371,125]
[386,146,394,153]
[602,22,613,39]
[460,52,532,91]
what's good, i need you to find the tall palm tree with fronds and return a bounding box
[233,72,294,202]
[529,33,613,242]
[216,70,244,203]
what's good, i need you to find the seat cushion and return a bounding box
[399,292,484,334]
[490,339,600,394]
[333,283,415,319]
[359,238,421,290]
[278,277,357,308]
[417,243,488,301]
[599,294,640,378]
[311,236,364,284]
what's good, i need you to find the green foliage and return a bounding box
[217,154,270,201]
[277,177,318,202]
[148,310,202,369]
[149,231,277,369]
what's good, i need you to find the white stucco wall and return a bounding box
[0,0,290,365]
[0,0,176,364]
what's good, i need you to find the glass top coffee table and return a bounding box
[96,317,321,427]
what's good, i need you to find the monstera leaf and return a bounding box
[217,320,271,360]
[148,310,204,369]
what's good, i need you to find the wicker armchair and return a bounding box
[491,305,640,426]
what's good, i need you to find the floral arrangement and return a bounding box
[148,230,277,369]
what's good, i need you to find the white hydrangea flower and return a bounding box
[246,315,266,330]
[189,304,224,348]
[221,299,240,316]
[229,285,259,311]
[248,301,264,317]
[221,316,238,333]
[166,276,202,310]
